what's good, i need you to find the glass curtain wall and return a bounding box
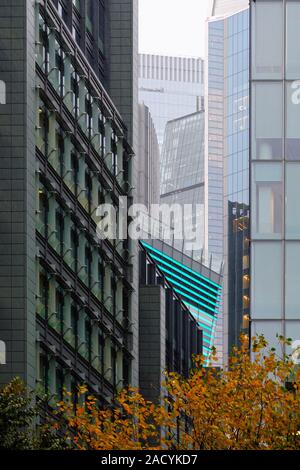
[251,0,300,350]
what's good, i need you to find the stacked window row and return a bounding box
[36,95,125,257]
[36,261,126,389]
[36,12,126,186]
[36,180,125,320]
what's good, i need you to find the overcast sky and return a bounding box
[139,0,210,58]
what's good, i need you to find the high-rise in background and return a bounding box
[207,0,249,366]
[139,54,204,150]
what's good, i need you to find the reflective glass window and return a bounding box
[252,1,283,79]
[251,321,282,350]
[251,242,282,319]
[286,243,300,318]
[286,163,300,237]
[286,1,300,78]
[286,82,300,160]
[252,163,282,238]
[252,83,283,160]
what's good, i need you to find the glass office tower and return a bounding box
[224,9,250,357]
[139,54,204,150]
[250,0,300,350]
[160,111,205,258]
[207,1,249,366]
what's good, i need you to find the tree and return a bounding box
[54,336,300,450]
[0,377,63,450]
[2,336,300,450]
[54,386,173,450]
[164,335,300,450]
[0,377,37,449]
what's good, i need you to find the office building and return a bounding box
[140,240,222,363]
[207,0,249,365]
[139,241,204,403]
[0,0,138,404]
[250,0,300,350]
[137,103,160,209]
[139,54,204,150]
[160,111,205,258]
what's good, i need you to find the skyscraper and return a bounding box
[137,103,160,209]
[0,0,138,403]
[160,111,205,258]
[139,54,204,150]
[250,0,300,350]
[207,0,249,365]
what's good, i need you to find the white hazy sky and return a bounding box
[139,0,211,58]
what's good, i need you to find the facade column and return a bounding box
[63,54,73,112]
[116,279,123,324]
[104,263,112,313]
[92,100,100,152]
[104,336,112,382]
[116,349,123,390]
[47,196,57,247]
[78,309,86,358]
[78,232,86,282]
[63,294,71,343]
[116,135,124,185]
[78,79,87,133]
[105,118,113,172]
[91,323,99,371]
[63,135,72,186]
[48,30,56,85]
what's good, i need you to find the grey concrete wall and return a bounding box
[139,285,166,403]
[0,0,36,389]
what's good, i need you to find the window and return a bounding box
[252,83,283,160]
[72,0,80,12]
[286,163,300,237]
[286,1,300,78]
[251,242,283,319]
[37,272,48,319]
[286,243,300,318]
[39,354,49,394]
[37,105,48,154]
[37,187,48,237]
[71,305,78,349]
[286,82,300,160]
[85,319,92,362]
[55,289,64,335]
[55,366,64,400]
[71,229,78,273]
[252,163,282,238]
[71,152,78,195]
[55,210,64,255]
[85,246,92,287]
[71,73,79,115]
[86,0,93,33]
[85,171,92,213]
[252,1,283,79]
[251,242,282,319]
[251,321,282,351]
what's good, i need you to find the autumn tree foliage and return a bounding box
[1,336,300,450]
[164,335,300,450]
[55,336,300,450]
[54,387,173,450]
